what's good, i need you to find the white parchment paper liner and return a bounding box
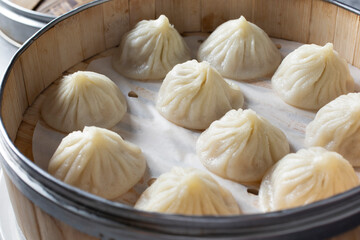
[33,36,360,214]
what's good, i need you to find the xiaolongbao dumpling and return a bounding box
[134,167,240,215]
[197,16,281,81]
[196,109,290,183]
[156,60,244,130]
[48,126,146,199]
[112,15,191,80]
[272,43,354,110]
[41,71,127,133]
[259,147,359,212]
[305,93,360,166]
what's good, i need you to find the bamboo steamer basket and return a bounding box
[1,0,360,239]
[0,0,53,45]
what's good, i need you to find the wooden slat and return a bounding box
[156,0,201,33]
[35,27,63,89]
[253,0,283,38]
[9,61,28,116]
[4,172,98,240]
[228,0,254,22]
[14,121,35,160]
[1,87,17,141]
[20,44,44,106]
[4,173,42,240]
[36,206,64,240]
[55,15,84,72]
[14,92,46,161]
[35,206,98,240]
[353,18,360,68]
[281,0,312,43]
[333,7,359,63]
[2,61,28,141]
[79,6,106,59]
[129,0,156,27]
[10,0,41,10]
[309,0,338,45]
[201,0,253,32]
[1,100,17,141]
[102,0,130,49]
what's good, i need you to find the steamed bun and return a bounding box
[259,147,359,212]
[156,60,244,130]
[135,167,240,215]
[196,109,290,183]
[112,15,191,80]
[305,93,360,166]
[41,71,127,133]
[48,126,146,199]
[197,16,282,81]
[272,43,354,110]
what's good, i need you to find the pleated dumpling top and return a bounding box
[259,147,359,212]
[305,93,360,166]
[196,109,290,183]
[48,126,146,200]
[272,43,354,110]
[135,167,241,216]
[41,71,127,133]
[156,60,244,130]
[112,15,191,80]
[198,16,282,81]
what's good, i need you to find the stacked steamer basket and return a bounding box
[0,0,93,45]
[10,0,95,16]
[1,0,360,239]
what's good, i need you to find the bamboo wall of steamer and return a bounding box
[1,0,360,239]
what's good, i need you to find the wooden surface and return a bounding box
[54,15,85,71]
[334,8,360,63]
[4,173,99,240]
[102,0,130,49]
[309,0,338,45]
[78,6,106,59]
[36,0,94,16]
[279,0,312,43]
[35,28,63,89]
[10,0,41,10]
[129,0,156,27]
[201,0,253,32]
[156,0,201,33]
[354,21,360,67]
[19,44,44,106]
[1,61,28,141]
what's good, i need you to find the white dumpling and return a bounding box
[196,109,290,183]
[41,71,127,133]
[112,15,191,80]
[48,126,146,199]
[134,167,240,215]
[259,147,359,212]
[272,43,354,110]
[197,16,281,81]
[156,60,244,130]
[305,93,360,166]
